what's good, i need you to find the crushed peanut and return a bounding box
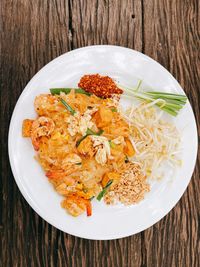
[104,163,150,205]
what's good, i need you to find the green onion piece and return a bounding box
[75,162,82,165]
[86,128,97,135]
[86,128,104,136]
[50,88,72,95]
[144,95,186,105]
[76,128,103,147]
[159,106,178,116]
[97,180,113,201]
[97,129,104,135]
[109,140,116,148]
[145,91,187,98]
[60,98,76,115]
[76,135,88,147]
[119,84,187,117]
[50,88,91,96]
[135,79,142,91]
[111,107,117,112]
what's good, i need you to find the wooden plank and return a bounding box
[70,0,143,50]
[143,1,200,266]
[1,1,71,267]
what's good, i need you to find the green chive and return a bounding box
[50,88,91,96]
[60,98,76,115]
[111,107,117,112]
[109,140,116,148]
[119,84,187,116]
[86,128,104,136]
[135,79,142,91]
[97,180,113,201]
[146,91,187,98]
[76,135,88,147]
[76,128,103,147]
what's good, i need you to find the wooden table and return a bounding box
[1,1,199,266]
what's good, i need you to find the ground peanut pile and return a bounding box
[104,163,150,205]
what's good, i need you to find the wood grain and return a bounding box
[1,0,199,266]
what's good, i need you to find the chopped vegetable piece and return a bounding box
[97,180,113,201]
[75,162,82,165]
[111,107,117,112]
[109,140,116,149]
[101,172,120,187]
[135,79,142,91]
[60,98,76,115]
[76,136,95,157]
[85,200,92,216]
[50,88,91,96]
[86,128,104,136]
[76,128,103,147]
[76,135,89,147]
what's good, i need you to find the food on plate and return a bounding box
[78,74,123,98]
[22,74,187,217]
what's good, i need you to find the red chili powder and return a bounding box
[78,74,123,98]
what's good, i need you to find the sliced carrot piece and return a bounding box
[85,200,92,216]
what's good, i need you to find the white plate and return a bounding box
[8,45,198,240]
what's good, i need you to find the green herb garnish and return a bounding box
[50,88,91,96]
[75,162,82,165]
[76,128,104,147]
[109,140,116,148]
[111,107,117,112]
[76,135,87,147]
[86,128,103,135]
[60,98,76,115]
[119,82,187,116]
[97,180,113,201]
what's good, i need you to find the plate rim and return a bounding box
[8,45,198,240]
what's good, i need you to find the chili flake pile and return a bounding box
[78,74,123,98]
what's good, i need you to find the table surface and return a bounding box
[1,0,200,266]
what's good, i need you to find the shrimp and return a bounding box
[61,194,91,217]
[46,167,80,186]
[46,170,76,182]
[31,116,55,151]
